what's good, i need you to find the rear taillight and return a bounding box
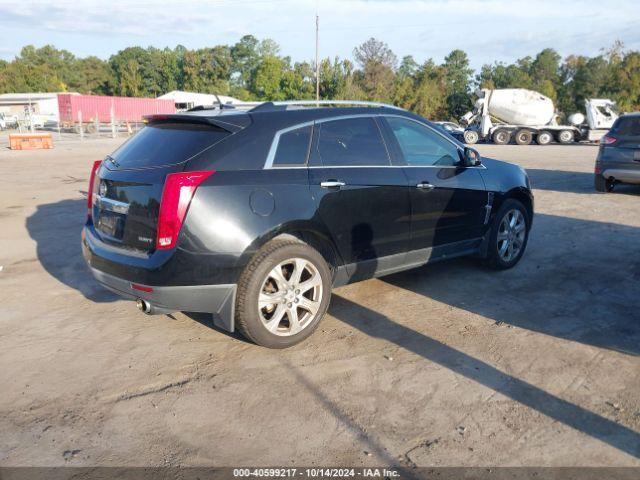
[594,165,602,175]
[87,160,102,218]
[156,170,215,250]
[600,135,618,145]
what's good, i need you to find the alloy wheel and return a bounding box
[258,258,323,336]
[497,209,526,263]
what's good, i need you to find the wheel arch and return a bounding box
[500,187,534,224]
[479,186,533,260]
[238,221,345,279]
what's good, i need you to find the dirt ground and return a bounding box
[0,133,639,468]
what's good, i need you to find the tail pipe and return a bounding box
[136,298,152,314]
[136,298,174,316]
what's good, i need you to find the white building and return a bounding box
[0,92,79,122]
[157,90,244,111]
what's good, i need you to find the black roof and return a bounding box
[147,104,425,134]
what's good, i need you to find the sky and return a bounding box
[1,0,639,71]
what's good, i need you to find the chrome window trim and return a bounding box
[264,114,382,169]
[263,120,315,169]
[263,164,486,170]
[263,113,486,170]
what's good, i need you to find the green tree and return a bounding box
[109,47,148,96]
[2,38,640,119]
[353,37,397,102]
[251,55,286,100]
[611,51,640,111]
[180,46,231,94]
[442,49,473,118]
[414,60,447,119]
[230,35,261,89]
[530,48,561,102]
[398,55,418,78]
[76,56,112,94]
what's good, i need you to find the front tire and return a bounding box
[484,199,530,270]
[463,130,479,145]
[235,238,332,348]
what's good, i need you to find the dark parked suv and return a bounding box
[82,101,533,348]
[595,113,640,192]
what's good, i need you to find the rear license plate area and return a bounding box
[97,211,125,239]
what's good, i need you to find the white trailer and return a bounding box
[459,88,619,145]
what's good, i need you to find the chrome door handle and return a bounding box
[320,181,346,189]
[416,182,435,190]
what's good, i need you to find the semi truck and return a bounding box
[459,88,619,145]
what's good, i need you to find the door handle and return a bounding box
[320,181,346,189]
[416,182,435,190]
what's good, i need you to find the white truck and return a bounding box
[460,88,619,145]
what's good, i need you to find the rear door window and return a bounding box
[109,123,229,169]
[315,117,390,167]
[612,117,640,136]
[272,125,312,166]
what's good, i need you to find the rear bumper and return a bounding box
[601,168,640,184]
[89,267,236,332]
[82,227,237,332]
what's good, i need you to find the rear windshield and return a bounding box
[110,123,229,168]
[612,117,640,136]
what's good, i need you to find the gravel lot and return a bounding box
[0,134,638,467]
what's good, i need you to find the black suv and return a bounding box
[82,101,533,348]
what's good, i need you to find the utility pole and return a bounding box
[315,13,319,106]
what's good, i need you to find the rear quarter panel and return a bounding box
[178,168,324,285]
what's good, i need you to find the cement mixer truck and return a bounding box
[459,88,619,145]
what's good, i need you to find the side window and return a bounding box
[316,117,390,167]
[613,117,640,136]
[387,117,460,167]
[272,125,312,166]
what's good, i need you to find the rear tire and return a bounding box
[463,130,479,144]
[594,174,614,193]
[492,129,511,145]
[557,130,574,144]
[235,238,332,348]
[515,129,533,145]
[536,131,553,145]
[484,199,530,270]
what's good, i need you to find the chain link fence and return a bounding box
[3,111,146,142]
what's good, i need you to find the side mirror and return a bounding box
[462,147,482,167]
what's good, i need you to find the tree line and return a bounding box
[0,36,638,121]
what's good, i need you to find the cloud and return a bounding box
[0,0,637,69]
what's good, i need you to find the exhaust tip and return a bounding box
[136,298,151,314]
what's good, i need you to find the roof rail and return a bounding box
[249,100,405,112]
[186,101,265,112]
